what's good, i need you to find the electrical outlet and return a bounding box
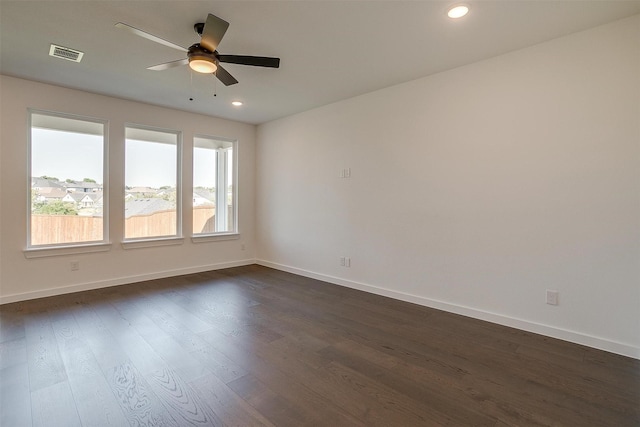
[546,290,559,306]
[241,243,246,251]
[345,257,351,267]
[70,260,80,271]
[340,257,346,266]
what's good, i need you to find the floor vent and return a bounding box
[49,44,84,62]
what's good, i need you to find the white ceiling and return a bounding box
[1,1,639,124]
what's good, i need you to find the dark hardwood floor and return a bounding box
[1,265,638,426]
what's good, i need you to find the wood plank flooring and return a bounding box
[1,264,638,426]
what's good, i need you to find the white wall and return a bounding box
[256,16,640,358]
[0,76,256,302]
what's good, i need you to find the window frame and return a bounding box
[122,123,183,247]
[191,135,238,241]
[24,109,111,257]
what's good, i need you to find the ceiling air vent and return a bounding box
[49,44,84,63]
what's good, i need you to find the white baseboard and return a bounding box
[256,259,639,360]
[4,257,637,359]
[0,258,256,305]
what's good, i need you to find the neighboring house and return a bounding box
[124,198,174,218]
[32,177,66,203]
[62,192,99,208]
[126,187,159,198]
[61,193,77,204]
[37,187,67,202]
[31,177,64,191]
[193,190,215,207]
[63,180,102,193]
[32,177,103,207]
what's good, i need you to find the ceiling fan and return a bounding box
[115,13,280,86]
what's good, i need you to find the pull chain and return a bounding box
[189,69,194,101]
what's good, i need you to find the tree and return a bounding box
[41,175,59,181]
[83,178,96,183]
[30,189,40,210]
[160,190,177,203]
[32,200,78,215]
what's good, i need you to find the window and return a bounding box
[28,110,108,247]
[193,136,236,235]
[125,125,181,240]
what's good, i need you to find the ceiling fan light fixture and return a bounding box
[117,13,279,86]
[189,58,217,73]
[447,4,470,19]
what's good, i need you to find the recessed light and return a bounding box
[447,4,469,19]
[231,101,243,107]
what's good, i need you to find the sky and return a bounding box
[125,139,177,188]
[32,128,224,188]
[32,128,103,183]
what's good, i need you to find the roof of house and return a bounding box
[193,190,215,201]
[32,177,64,189]
[65,192,101,202]
[126,187,159,194]
[64,181,102,190]
[39,188,68,199]
[124,198,174,219]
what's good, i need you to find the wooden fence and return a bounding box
[124,209,178,239]
[31,206,224,245]
[31,214,103,245]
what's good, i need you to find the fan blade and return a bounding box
[217,55,280,68]
[214,65,238,86]
[147,58,188,71]
[115,22,187,52]
[200,14,229,53]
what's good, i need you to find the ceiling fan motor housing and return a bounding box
[188,43,218,62]
[187,43,219,73]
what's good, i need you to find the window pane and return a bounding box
[224,149,234,232]
[30,112,105,246]
[125,126,179,239]
[193,143,217,234]
[193,136,235,235]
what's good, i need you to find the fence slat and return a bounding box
[31,207,219,244]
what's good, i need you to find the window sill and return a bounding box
[191,233,240,243]
[121,237,184,250]
[24,242,112,258]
